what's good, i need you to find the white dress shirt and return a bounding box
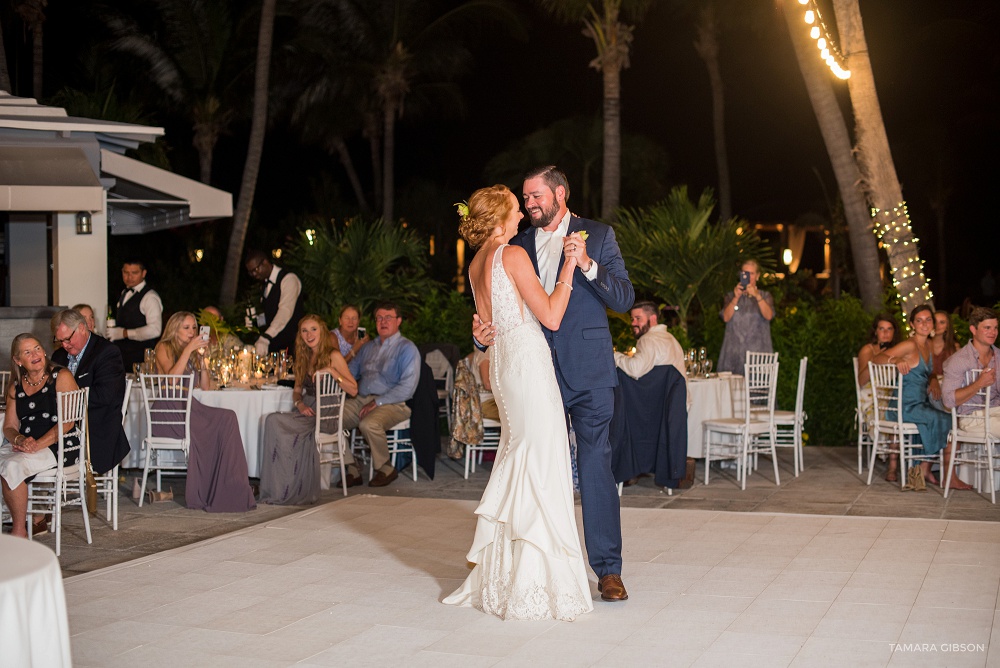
[534,212,597,293]
[614,324,690,409]
[264,265,302,339]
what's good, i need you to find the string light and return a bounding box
[795,0,851,80]
[869,201,933,324]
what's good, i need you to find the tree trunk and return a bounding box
[31,22,42,98]
[694,4,731,222]
[0,15,11,92]
[783,2,882,310]
[193,126,215,185]
[832,0,931,311]
[332,136,373,217]
[382,102,396,223]
[601,60,621,222]
[219,0,276,307]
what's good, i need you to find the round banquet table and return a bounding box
[686,374,743,459]
[0,535,72,667]
[122,384,294,477]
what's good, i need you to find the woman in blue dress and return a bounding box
[874,304,971,489]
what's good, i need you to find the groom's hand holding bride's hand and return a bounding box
[562,233,589,271]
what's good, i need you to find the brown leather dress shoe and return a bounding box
[598,574,628,601]
[368,468,399,487]
[344,472,363,488]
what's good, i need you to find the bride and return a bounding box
[443,185,593,621]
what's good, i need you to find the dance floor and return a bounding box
[64,495,1000,667]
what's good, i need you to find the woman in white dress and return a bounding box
[443,184,593,621]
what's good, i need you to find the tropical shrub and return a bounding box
[404,288,476,356]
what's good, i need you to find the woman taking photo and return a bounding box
[1,334,80,537]
[154,312,256,512]
[873,305,971,489]
[259,315,358,503]
[718,259,774,375]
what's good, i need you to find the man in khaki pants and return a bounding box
[342,302,420,488]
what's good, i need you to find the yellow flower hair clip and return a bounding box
[454,201,470,220]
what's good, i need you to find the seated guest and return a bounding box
[943,307,1000,440]
[874,304,968,488]
[1,334,80,538]
[929,310,960,407]
[857,313,900,388]
[200,306,244,354]
[341,302,420,487]
[50,309,131,475]
[154,312,256,512]
[72,303,97,332]
[259,315,358,504]
[614,300,689,408]
[332,304,369,363]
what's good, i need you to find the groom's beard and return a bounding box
[632,323,651,339]
[528,200,561,228]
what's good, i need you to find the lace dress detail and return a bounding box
[443,245,593,621]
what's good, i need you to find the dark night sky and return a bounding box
[6,0,999,308]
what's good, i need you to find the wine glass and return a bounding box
[703,359,713,377]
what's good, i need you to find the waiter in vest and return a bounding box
[107,259,163,369]
[245,249,305,356]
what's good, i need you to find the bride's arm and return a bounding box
[502,246,577,330]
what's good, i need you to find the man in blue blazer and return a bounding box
[476,165,635,600]
[51,309,131,475]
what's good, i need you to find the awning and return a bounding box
[100,149,233,235]
[0,146,104,212]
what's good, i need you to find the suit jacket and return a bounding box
[52,334,131,474]
[610,365,688,488]
[406,361,440,479]
[511,215,634,392]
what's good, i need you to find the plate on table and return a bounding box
[221,386,249,391]
[261,383,282,390]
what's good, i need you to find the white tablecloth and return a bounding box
[0,536,72,667]
[123,385,294,477]
[686,375,742,458]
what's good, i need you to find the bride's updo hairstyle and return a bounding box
[458,184,515,248]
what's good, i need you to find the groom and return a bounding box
[475,165,635,600]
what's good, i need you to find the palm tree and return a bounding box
[691,1,731,222]
[615,186,772,330]
[219,0,277,308]
[101,0,253,184]
[317,0,522,224]
[14,0,46,98]
[536,0,652,222]
[831,0,931,311]
[0,13,12,92]
[781,1,882,310]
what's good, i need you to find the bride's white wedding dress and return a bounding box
[443,245,593,621]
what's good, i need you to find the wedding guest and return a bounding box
[1,334,80,538]
[857,313,901,388]
[245,249,304,356]
[717,259,774,375]
[72,303,96,332]
[154,312,256,512]
[332,304,369,363]
[342,302,420,487]
[107,259,163,369]
[943,307,1000,438]
[614,300,689,407]
[50,309,131,475]
[874,304,968,488]
[930,310,960,390]
[259,315,358,504]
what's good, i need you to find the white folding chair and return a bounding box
[772,357,808,476]
[89,377,132,530]
[352,419,419,482]
[425,349,454,431]
[866,363,940,487]
[945,370,998,503]
[0,370,8,524]
[315,372,349,496]
[463,404,501,479]
[138,373,195,506]
[746,351,779,368]
[703,362,780,489]
[853,357,874,474]
[27,387,92,556]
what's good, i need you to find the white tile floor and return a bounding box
[64,495,999,667]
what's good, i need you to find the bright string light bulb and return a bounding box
[810,26,821,39]
[817,37,827,50]
[805,10,815,23]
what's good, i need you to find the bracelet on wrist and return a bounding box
[556,281,573,291]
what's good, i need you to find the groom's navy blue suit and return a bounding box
[511,214,634,577]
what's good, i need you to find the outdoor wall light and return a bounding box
[783,248,793,266]
[76,211,93,235]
